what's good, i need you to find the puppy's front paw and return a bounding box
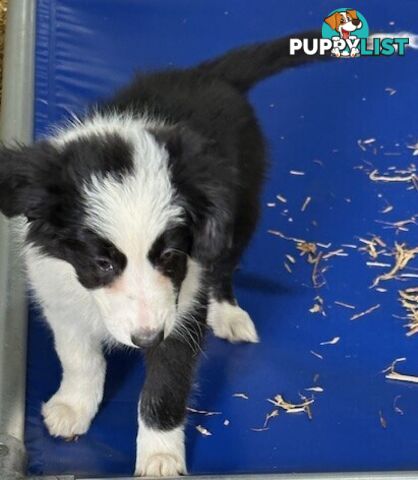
[138,453,186,477]
[42,396,93,439]
[208,301,259,343]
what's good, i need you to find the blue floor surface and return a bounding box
[25,0,418,476]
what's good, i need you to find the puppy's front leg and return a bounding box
[135,320,205,477]
[42,311,106,439]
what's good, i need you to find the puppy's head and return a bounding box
[0,115,234,348]
[325,10,362,39]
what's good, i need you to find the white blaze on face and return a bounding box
[82,120,185,347]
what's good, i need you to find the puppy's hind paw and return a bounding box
[208,302,259,344]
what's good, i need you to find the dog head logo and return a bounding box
[322,8,369,57]
[324,9,362,39]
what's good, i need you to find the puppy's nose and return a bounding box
[352,18,360,26]
[131,329,164,349]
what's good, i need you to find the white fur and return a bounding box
[207,300,259,343]
[135,417,186,477]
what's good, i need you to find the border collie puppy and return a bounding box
[0,32,321,476]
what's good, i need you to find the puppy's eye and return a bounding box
[95,257,114,272]
[160,249,179,263]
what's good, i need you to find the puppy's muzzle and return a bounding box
[131,329,164,348]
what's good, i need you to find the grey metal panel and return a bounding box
[76,473,418,480]
[0,0,36,478]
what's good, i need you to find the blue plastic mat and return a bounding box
[25,0,418,476]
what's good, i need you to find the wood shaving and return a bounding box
[187,407,222,416]
[399,288,418,336]
[290,170,305,176]
[284,262,292,273]
[233,393,249,400]
[367,261,392,268]
[380,205,394,214]
[310,350,323,360]
[407,142,418,156]
[268,394,314,419]
[363,138,376,145]
[369,169,417,183]
[276,194,287,203]
[375,216,417,233]
[358,236,386,259]
[305,386,324,393]
[251,427,270,432]
[379,410,387,429]
[386,371,418,384]
[301,196,312,212]
[196,425,212,436]
[263,409,279,428]
[350,304,380,320]
[372,243,418,287]
[334,301,355,309]
[309,296,325,315]
[286,254,296,264]
[393,395,404,415]
[385,87,397,96]
[320,336,340,346]
[267,202,276,207]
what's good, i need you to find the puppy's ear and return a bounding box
[150,125,236,264]
[0,142,58,218]
[324,13,339,31]
[347,9,358,20]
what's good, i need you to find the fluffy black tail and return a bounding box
[197,30,326,92]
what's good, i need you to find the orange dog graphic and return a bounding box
[324,9,362,57]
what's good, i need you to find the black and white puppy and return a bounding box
[0,32,321,476]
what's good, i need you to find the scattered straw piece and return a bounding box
[233,393,249,400]
[393,395,404,415]
[320,336,340,346]
[196,425,212,436]
[385,87,397,96]
[369,169,417,183]
[268,394,314,419]
[309,296,325,315]
[350,304,380,321]
[187,407,222,416]
[267,202,276,207]
[383,358,418,384]
[334,301,355,309]
[379,410,387,429]
[386,371,418,384]
[372,243,418,287]
[305,386,324,393]
[407,142,418,156]
[284,262,292,273]
[358,236,386,259]
[367,261,392,268]
[310,350,323,360]
[301,196,312,212]
[276,194,287,203]
[286,254,296,264]
[399,288,418,336]
[363,138,376,145]
[290,170,305,176]
[224,419,230,426]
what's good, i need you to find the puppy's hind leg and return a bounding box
[207,265,259,344]
[41,307,106,440]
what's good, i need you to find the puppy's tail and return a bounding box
[196,30,326,93]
